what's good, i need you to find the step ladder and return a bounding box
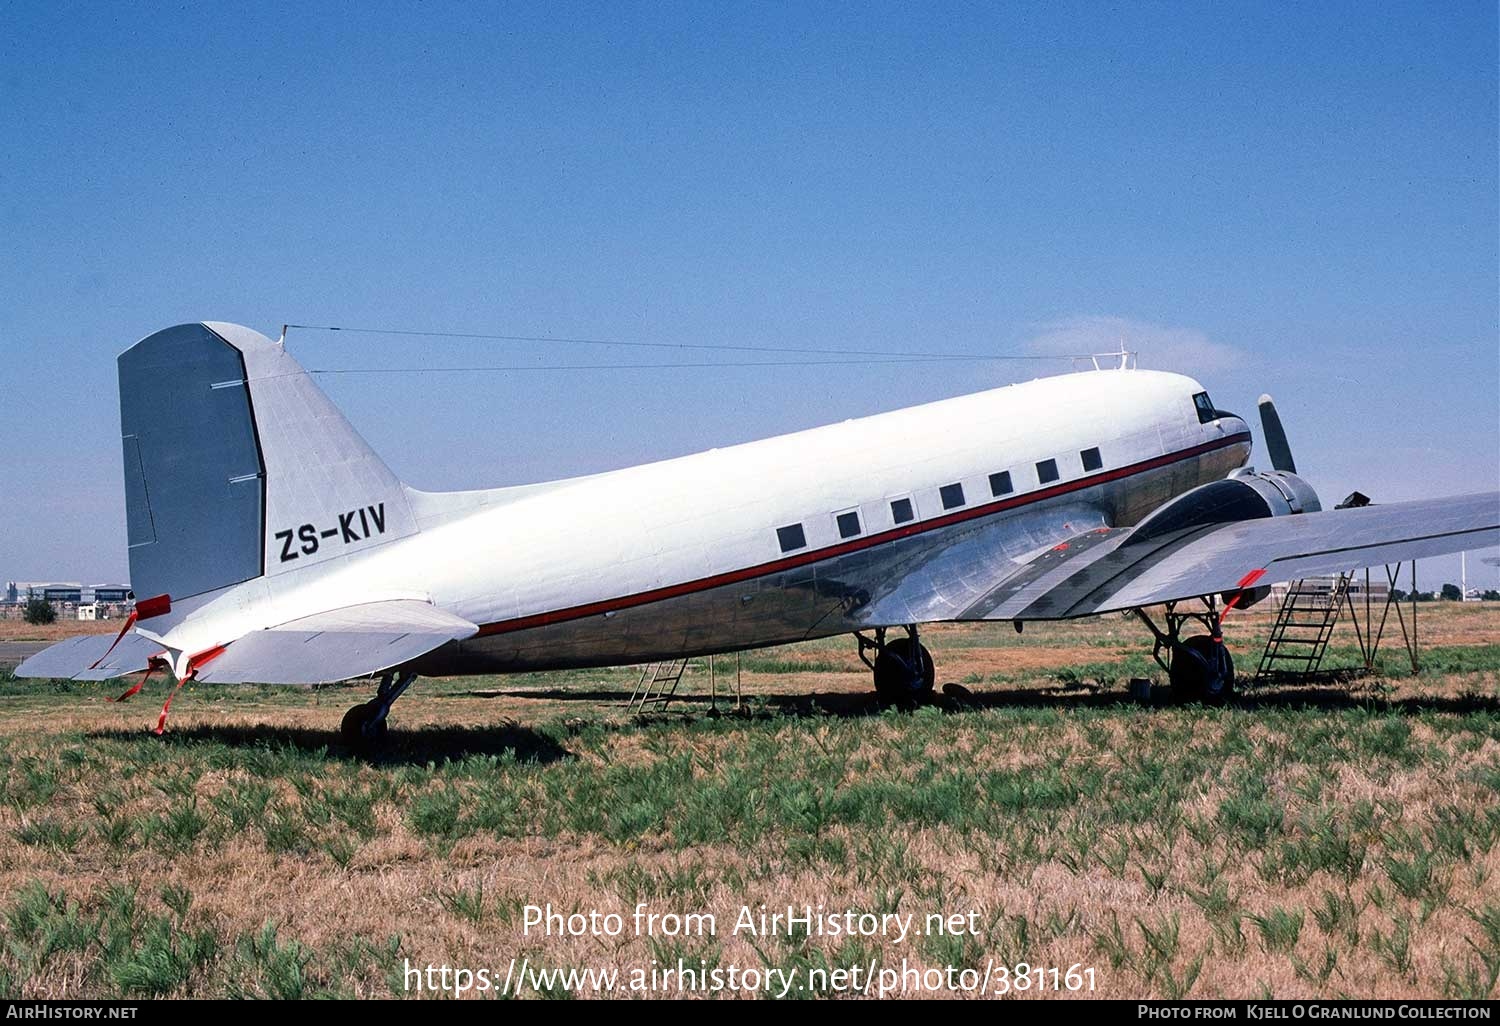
[1255,575,1349,682]
[627,658,690,713]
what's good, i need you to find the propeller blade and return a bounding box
[1257,394,1297,473]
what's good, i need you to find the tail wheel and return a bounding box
[1170,635,1235,704]
[873,638,935,706]
[340,701,389,748]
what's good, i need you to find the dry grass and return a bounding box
[0,618,119,642]
[0,603,1496,999]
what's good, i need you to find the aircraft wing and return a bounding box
[858,491,1498,624]
[1054,491,1497,617]
[191,599,478,684]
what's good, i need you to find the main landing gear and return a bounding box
[1134,599,1236,703]
[857,625,935,707]
[341,670,417,749]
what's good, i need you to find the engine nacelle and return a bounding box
[1129,468,1321,547]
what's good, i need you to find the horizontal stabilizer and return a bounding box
[15,633,163,681]
[192,599,477,685]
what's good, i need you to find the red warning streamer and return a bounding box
[112,667,151,703]
[1223,568,1268,615]
[152,645,226,736]
[110,653,167,703]
[1214,568,1269,640]
[87,610,138,671]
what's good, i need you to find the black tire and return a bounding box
[1170,635,1235,704]
[340,701,389,748]
[873,638,936,707]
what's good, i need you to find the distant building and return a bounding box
[2,581,134,620]
[31,583,83,604]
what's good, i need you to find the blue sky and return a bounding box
[3,1,1497,591]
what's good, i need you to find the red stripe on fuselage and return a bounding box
[473,431,1252,638]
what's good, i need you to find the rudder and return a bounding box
[120,322,416,604]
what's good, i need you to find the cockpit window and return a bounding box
[1192,391,1217,424]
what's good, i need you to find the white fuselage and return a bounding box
[147,367,1252,674]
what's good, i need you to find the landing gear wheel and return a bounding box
[873,638,936,707]
[340,701,389,748]
[1170,635,1235,704]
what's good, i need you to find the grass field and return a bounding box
[0,602,1497,999]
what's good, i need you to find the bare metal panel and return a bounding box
[956,524,1130,620]
[118,324,264,600]
[852,503,1110,626]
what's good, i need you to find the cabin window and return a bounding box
[989,470,1013,496]
[776,524,807,552]
[836,510,862,539]
[940,483,966,509]
[1081,447,1103,472]
[1036,458,1059,484]
[891,497,915,524]
[1193,391,1217,424]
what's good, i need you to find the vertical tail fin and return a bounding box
[120,322,416,604]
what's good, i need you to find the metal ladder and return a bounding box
[1255,574,1349,681]
[627,658,690,712]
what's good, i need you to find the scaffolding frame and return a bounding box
[1342,560,1421,675]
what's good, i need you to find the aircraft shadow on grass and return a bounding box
[86,721,574,766]
[74,677,1498,762]
[469,681,1500,720]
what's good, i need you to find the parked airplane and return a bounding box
[18,323,1499,745]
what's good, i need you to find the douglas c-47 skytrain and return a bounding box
[18,322,1500,746]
